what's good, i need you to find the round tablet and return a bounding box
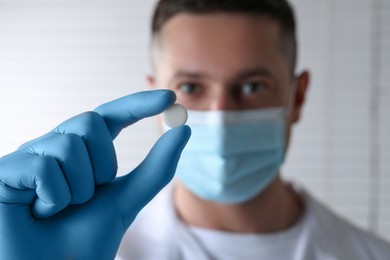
[162,103,188,128]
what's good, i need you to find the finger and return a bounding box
[94,89,176,139]
[55,112,117,185]
[0,151,71,218]
[108,125,191,227]
[28,133,95,204]
[0,152,36,204]
[19,90,176,185]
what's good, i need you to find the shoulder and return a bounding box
[301,190,390,259]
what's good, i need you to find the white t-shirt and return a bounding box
[116,183,390,260]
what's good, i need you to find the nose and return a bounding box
[209,87,238,111]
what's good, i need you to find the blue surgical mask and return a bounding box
[175,107,286,204]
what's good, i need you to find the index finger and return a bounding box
[94,90,176,139]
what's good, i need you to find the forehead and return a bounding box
[154,13,288,77]
[162,12,281,44]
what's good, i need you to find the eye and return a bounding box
[178,83,201,95]
[241,82,266,95]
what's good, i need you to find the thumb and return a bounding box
[107,125,191,228]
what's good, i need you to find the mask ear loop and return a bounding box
[286,78,298,118]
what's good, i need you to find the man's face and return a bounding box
[150,13,308,140]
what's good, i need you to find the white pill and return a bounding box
[162,103,188,128]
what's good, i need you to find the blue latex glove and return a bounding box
[0,90,191,260]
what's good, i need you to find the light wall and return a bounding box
[0,0,389,241]
[283,0,390,241]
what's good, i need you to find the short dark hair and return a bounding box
[151,0,297,74]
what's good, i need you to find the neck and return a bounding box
[173,176,304,233]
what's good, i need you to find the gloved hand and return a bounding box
[0,90,191,260]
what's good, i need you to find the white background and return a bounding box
[0,0,389,241]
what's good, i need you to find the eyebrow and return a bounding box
[168,66,276,85]
[168,71,210,86]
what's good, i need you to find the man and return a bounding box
[116,0,390,259]
[0,0,389,260]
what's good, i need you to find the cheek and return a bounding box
[175,95,211,110]
[156,115,165,133]
[284,119,293,153]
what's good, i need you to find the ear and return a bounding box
[291,71,310,124]
[146,75,156,89]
